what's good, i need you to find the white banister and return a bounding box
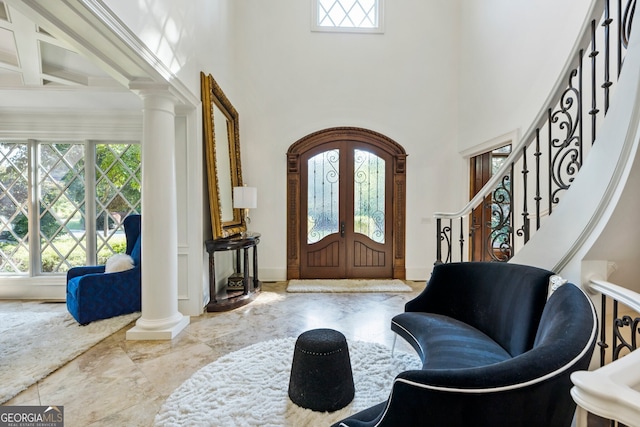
[588,278,640,314]
[571,350,640,427]
[571,279,640,427]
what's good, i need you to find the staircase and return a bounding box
[437,3,640,423]
[435,0,638,273]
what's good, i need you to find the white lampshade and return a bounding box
[233,186,257,209]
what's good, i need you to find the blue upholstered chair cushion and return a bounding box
[401,262,552,357]
[393,313,511,370]
[66,215,141,325]
[130,236,141,266]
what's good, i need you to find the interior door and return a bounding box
[300,141,393,279]
[469,144,511,261]
[469,151,493,261]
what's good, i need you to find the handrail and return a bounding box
[571,279,640,427]
[588,278,640,314]
[434,0,605,220]
[572,350,640,427]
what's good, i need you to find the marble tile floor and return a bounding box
[3,280,423,426]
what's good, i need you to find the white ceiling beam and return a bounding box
[41,64,88,86]
[7,7,41,86]
[5,0,197,106]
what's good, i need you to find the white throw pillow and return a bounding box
[105,253,135,273]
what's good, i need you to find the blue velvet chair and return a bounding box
[66,214,141,325]
[332,262,598,427]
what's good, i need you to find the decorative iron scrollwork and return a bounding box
[487,173,513,262]
[438,223,452,264]
[612,315,640,360]
[353,149,386,243]
[307,149,339,244]
[549,68,583,207]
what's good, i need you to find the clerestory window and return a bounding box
[0,140,141,275]
[312,0,384,33]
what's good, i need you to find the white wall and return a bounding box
[234,0,463,280]
[47,0,602,285]
[104,0,237,101]
[104,0,464,281]
[458,0,593,153]
[100,0,595,281]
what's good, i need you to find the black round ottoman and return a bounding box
[288,328,355,412]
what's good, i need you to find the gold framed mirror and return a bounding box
[201,72,246,239]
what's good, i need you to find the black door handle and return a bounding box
[340,221,345,237]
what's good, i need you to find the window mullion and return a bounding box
[28,139,40,275]
[85,141,97,265]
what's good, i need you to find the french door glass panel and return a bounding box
[307,149,339,243]
[353,149,385,243]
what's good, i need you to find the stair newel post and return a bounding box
[509,162,515,257]
[459,217,464,262]
[447,219,452,263]
[435,217,443,265]
[598,294,609,367]
[435,217,453,265]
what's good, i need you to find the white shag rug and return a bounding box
[286,279,412,293]
[0,303,139,404]
[155,337,421,427]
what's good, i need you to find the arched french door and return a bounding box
[286,127,407,279]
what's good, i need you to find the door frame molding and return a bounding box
[286,127,407,279]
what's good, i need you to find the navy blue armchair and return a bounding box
[66,214,141,325]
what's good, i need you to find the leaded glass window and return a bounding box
[0,140,140,275]
[95,143,141,263]
[313,0,384,33]
[38,143,87,273]
[0,142,29,273]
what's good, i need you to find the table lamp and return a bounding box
[233,186,257,234]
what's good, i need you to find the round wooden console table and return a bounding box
[205,232,261,312]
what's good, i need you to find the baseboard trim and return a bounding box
[0,279,66,300]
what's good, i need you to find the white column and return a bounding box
[127,87,189,340]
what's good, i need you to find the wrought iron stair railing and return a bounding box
[435,0,637,264]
